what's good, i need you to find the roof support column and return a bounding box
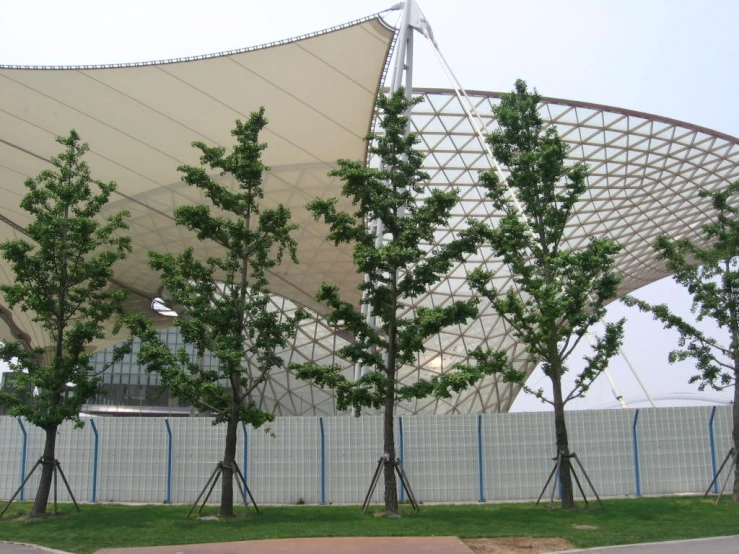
[355,1,424,380]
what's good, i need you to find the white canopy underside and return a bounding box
[2,16,739,414]
[0,16,396,355]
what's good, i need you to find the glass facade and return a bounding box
[88,327,218,413]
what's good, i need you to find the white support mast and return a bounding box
[356,0,429,380]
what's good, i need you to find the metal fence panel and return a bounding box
[95,418,167,503]
[323,415,384,505]
[170,418,225,505]
[482,411,553,501]
[566,409,636,497]
[401,414,478,503]
[712,407,735,493]
[0,406,734,505]
[0,418,22,500]
[638,407,713,495]
[247,417,320,505]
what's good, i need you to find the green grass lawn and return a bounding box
[0,497,738,554]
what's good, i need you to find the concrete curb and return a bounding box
[0,542,76,554]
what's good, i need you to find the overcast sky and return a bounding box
[1,0,737,411]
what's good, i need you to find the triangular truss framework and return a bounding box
[90,89,739,416]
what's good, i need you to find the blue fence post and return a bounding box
[709,406,719,493]
[16,418,27,502]
[90,419,99,503]
[164,419,172,505]
[632,409,641,497]
[477,415,485,502]
[241,422,248,486]
[319,417,326,505]
[398,416,405,503]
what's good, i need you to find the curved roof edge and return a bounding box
[414,87,739,146]
[0,12,398,71]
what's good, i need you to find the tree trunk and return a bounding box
[732,369,739,501]
[551,377,574,509]
[220,417,238,518]
[383,368,398,513]
[381,265,400,514]
[728,257,739,502]
[31,424,58,517]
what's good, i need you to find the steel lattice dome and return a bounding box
[226,89,739,416]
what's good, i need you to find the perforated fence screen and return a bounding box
[0,406,734,505]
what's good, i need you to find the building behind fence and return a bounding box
[0,406,734,505]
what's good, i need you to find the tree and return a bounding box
[128,109,303,518]
[292,89,490,513]
[623,181,739,500]
[459,80,625,508]
[0,131,132,516]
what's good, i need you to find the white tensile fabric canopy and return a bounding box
[0,16,396,356]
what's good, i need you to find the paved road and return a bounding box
[3,537,473,554]
[0,544,71,554]
[557,536,739,554]
[3,536,739,554]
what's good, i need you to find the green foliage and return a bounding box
[457,79,625,406]
[622,181,739,391]
[128,109,304,428]
[291,89,491,415]
[0,130,132,429]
